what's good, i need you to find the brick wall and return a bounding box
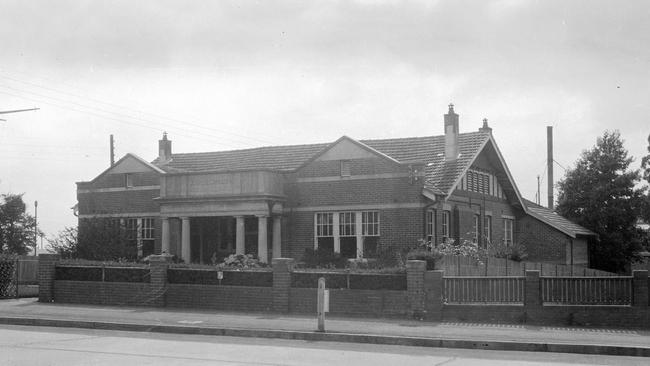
[166,284,273,311]
[54,281,154,306]
[518,215,570,264]
[77,189,160,215]
[289,288,408,317]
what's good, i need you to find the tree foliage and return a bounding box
[48,217,137,261]
[0,193,39,255]
[556,130,646,273]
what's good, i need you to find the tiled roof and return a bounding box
[523,199,597,238]
[152,132,490,196]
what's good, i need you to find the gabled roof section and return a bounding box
[89,153,164,183]
[524,199,597,238]
[297,135,401,170]
[420,132,490,196]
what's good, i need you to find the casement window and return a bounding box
[441,210,450,243]
[315,212,334,252]
[125,218,139,242]
[483,215,492,246]
[425,210,435,243]
[314,210,380,258]
[473,214,480,244]
[504,218,514,246]
[125,173,134,188]
[340,160,351,177]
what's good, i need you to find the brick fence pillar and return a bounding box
[407,260,426,319]
[524,270,542,309]
[424,270,444,321]
[272,258,294,313]
[148,254,171,307]
[632,270,649,307]
[38,253,60,303]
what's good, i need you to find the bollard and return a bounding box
[317,277,328,332]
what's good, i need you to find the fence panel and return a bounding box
[443,276,525,304]
[17,256,39,285]
[541,276,632,305]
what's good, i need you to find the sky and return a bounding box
[1,0,649,241]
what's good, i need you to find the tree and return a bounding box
[556,130,646,273]
[0,193,39,255]
[641,133,650,184]
[48,218,137,261]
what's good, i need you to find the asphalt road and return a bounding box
[0,325,647,366]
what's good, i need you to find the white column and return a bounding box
[235,216,245,255]
[333,213,340,253]
[181,217,191,263]
[355,212,363,259]
[161,217,170,254]
[272,216,282,259]
[257,215,268,263]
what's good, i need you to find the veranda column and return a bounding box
[257,215,268,263]
[272,216,282,259]
[235,216,245,255]
[161,217,170,254]
[181,217,191,263]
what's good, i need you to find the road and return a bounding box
[0,325,646,365]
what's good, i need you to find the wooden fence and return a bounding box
[439,255,616,277]
[444,276,525,304]
[541,276,632,305]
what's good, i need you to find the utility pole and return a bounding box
[536,175,540,205]
[34,200,38,256]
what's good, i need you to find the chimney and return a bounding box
[158,132,172,163]
[479,118,492,134]
[444,103,459,161]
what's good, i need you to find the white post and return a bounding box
[181,217,191,262]
[272,216,282,259]
[355,212,363,258]
[235,216,245,255]
[161,217,170,254]
[257,215,268,263]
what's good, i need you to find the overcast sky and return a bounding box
[1,0,649,240]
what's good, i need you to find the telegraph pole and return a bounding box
[34,200,38,256]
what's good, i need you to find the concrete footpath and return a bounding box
[1,298,649,357]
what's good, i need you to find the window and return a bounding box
[141,218,155,257]
[473,214,480,244]
[362,211,380,236]
[362,211,380,257]
[125,173,133,188]
[314,211,381,258]
[483,216,492,246]
[340,160,351,177]
[339,212,356,258]
[441,211,450,242]
[339,212,356,236]
[125,218,138,242]
[504,218,514,246]
[315,212,334,252]
[425,210,435,243]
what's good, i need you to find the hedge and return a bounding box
[55,266,150,283]
[167,268,273,287]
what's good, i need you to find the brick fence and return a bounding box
[39,255,650,328]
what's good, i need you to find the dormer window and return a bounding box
[340,160,351,177]
[125,173,133,188]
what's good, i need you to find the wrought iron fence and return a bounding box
[443,276,525,304]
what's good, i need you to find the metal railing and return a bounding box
[444,276,525,304]
[541,276,632,305]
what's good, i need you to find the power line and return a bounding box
[0,71,279,145]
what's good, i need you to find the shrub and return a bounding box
[216,254,266,269]
[489,240,528,262]
[301,247,348,269]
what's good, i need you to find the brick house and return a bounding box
[76,105,595,265]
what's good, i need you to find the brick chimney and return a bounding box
[444,103,459,161]
[158,132,172,163]
[479,118,492,134]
